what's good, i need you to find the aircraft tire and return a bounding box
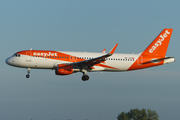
[82,75,89,81]
[26,74,30,78]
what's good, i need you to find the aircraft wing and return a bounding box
[71,43,118,67]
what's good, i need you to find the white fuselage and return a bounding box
[6,51,140,72]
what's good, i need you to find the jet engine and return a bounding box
[55,64,74,75]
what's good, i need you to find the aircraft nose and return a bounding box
[6,57,11,65]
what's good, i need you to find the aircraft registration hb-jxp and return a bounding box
[6,28,175,81]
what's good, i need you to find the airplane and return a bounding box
[6,28,175,81]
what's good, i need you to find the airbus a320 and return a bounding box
[6,28,175,81]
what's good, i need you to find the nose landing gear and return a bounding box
[26,74,30,78]
[26,68,30,78]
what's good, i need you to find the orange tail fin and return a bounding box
[142,28,173,57]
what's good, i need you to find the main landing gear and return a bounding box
[26,68,30,78]
[81,69,89,81]
[82,75,89,81]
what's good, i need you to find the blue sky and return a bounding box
[0,0,180,120]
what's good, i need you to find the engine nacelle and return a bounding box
[55,64,74,75]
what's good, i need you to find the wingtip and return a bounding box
[109,43,118,54]
[102,49,106,53]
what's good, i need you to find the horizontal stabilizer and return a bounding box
[142,57,175,65]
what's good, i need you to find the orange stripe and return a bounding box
[97,64,120,70]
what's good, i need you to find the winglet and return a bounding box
[102,49,106,53]
[109,43,118,54]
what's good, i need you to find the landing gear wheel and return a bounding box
[82,75,89,81]
[26,68,31,78]
[26,74,30,78]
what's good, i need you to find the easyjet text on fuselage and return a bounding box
[33,52,58,56]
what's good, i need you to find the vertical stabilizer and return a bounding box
[142,28,173,57]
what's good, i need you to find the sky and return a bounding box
[0,0,180,120]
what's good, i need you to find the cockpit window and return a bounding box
[12,54,16,57]
[12,54,21,57]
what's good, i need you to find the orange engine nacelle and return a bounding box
[55,64,74,75]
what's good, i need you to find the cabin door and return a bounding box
[26,51,32,62]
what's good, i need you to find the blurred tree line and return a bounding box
[117,108,159,120]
